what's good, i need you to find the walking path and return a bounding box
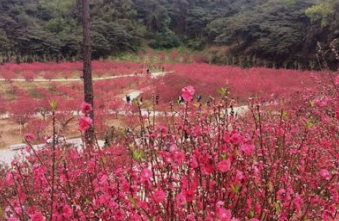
[0,71,173,82]
[0,138,105,165]
[0,74,133,82]
[122,84,250,117]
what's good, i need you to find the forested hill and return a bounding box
[0,0,338,69]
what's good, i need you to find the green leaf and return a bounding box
[305,120,314,130]
[61,148,66,158]
[274,201,281,212]
[0,205,5,219]
[49,100,58,110]
[221,153,227,159]
[193,102,200,108]
[235,150,241,157]
[133,149,143,162]
[230,184,240,194]
[249,210,255,218]
[129,196,138,208]
[310,100,315,107]
[218,87,228,97]
[133,99,140,106]
[235,185,240,193]
[102,156,107,164]
[129,195,153,220]
[282,111,288,119]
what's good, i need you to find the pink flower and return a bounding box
[151,132,158,138]
[62,205,73,219]
[25,145,31,152]
[174,151,185,164]
[181,85,195,102]
[293,194,303,212]
[18,191,27,201]
[240,144,255,156]
[99,174,108,185]
[321,115,330,123]
[30,212,45,221]
[160,126,168,135]
[184,189,195,202]
[153,189,166,203]
[24,133,35,142]
[235,170,244,181]
[216,201,224,207]
[78,116,93,131]
[335,75,339,85]
[169,144,177,152]
[217,208,231,220]
[81,102,92,114]
[187,214,195,220]
[314,97,330,107]
[6,172,13,185]
[34,165,46,178]
[277,188,286,201]
[230,132,243,144]
[254,204,261,214]
[217,159,231,173]
[141,168,152,181]
[320,169,331,180]
[176,193,187,206]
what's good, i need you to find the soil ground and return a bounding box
[0,116,127,149]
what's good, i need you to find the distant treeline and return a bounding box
[0,0,338,69]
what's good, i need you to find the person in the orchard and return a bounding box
[230,98,236,108]
[197,94,202,102]
[139,96,143,105]
[230,98,236,117]
[156,95,159,105]
[126,95,131,103]
[177,96,183,104]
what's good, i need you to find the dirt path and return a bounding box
[0,71,173,82]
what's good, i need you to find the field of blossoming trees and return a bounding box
[0,59,328,147]
[0,60,155,147]
[0,57,339,220]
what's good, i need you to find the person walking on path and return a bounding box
[126,95,131,104]
[155,95,160,105]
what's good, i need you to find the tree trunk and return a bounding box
[81,0,95,145]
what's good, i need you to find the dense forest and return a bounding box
[0,0,338,69]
